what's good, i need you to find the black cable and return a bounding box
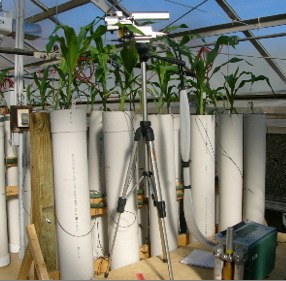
[163,0,210,30]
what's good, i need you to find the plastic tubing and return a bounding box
[180,90,216,251]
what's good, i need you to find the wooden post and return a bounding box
[17,224,50,280]
[17,245,33,280]
[30,112,57,272]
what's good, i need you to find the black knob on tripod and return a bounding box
[135,43,151,62]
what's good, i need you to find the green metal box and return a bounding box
[215,221,278,280]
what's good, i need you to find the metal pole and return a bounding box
[141,61,148,122]
[14,0,26,260]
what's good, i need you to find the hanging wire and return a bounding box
[219,51,286,61]
[163,0,260,30]
[163,0,210,29]
[56,217,97,238]
[194,116,215,163]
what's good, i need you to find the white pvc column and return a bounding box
[173,114,182,230]
[173,114,181,188]
[190,115,215,239]
[3,89,16,110]
[0,116,10,267]
[218,114,243,231]
[88,110,108,259]
[148,114,178,257]
[103,111,140,270]
[50,109,93,280]
[4,115,20,254]
[243,113,266,224]
[23,131,31,248]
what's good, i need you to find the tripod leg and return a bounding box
[147,140,174,280]
[147,175,167,262]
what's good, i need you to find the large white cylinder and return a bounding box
[190,115,215,239]
[0,116,10,267]
[4,115,20,254]
[173,114,183,232]
[50,109,93,280]
[243,113,266,224]
[173,114,182,191]
[218,114,243,231]
[23,132,31,247]
[88,110,108,259]
[103,111,140,270]
[148,114,178,257]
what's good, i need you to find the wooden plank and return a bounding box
[90,196,107,216]
[48,270,60,280]
[26,224,50,280]
[94,257,109,276]
[90,207,107,216]
[140,244,149,260]
[5,185,19,196]
[17,246,33,280]
[30,112,57,272]
[178,233,189,247]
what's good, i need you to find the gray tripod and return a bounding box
[104,44,174,280]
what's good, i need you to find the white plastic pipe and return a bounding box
[218,114,243,231]
[173,114,182,231]
[18,133,26,259]
[103,111,140,270]
[243,113,266,224]
[148,114,178,257]
[3,89,16,109]
[180,91,215,251]
[190,115,216,240]
[50,109,93,280]
[173,114,182,190]
[22,131,31,247]
[88,110,108,259]
[4,115,20,254]
[0,116,10,267]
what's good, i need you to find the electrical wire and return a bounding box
[194,116,215,163]
[163,0,209,30]
[218,51,286,61]
[163,0,262,30]
[189,41,286,62]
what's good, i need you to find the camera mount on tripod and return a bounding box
[104,11,169,43]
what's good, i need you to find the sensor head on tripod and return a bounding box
[104,11,170,43]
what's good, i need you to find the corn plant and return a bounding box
[46,21,95,109]
[112,41,141,111]
[148,24,192,113]
[216,65,275,113]
[28,67,54,109]
[148,50,179,113]
[184,35,238,115]
[0,69,11,106]
[89,25,115,111]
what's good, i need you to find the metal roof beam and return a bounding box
[26,0,90,23]
[171,13,286,38]
[90,0,130,16]
[215,0,286,84]
[30,0,61,25]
